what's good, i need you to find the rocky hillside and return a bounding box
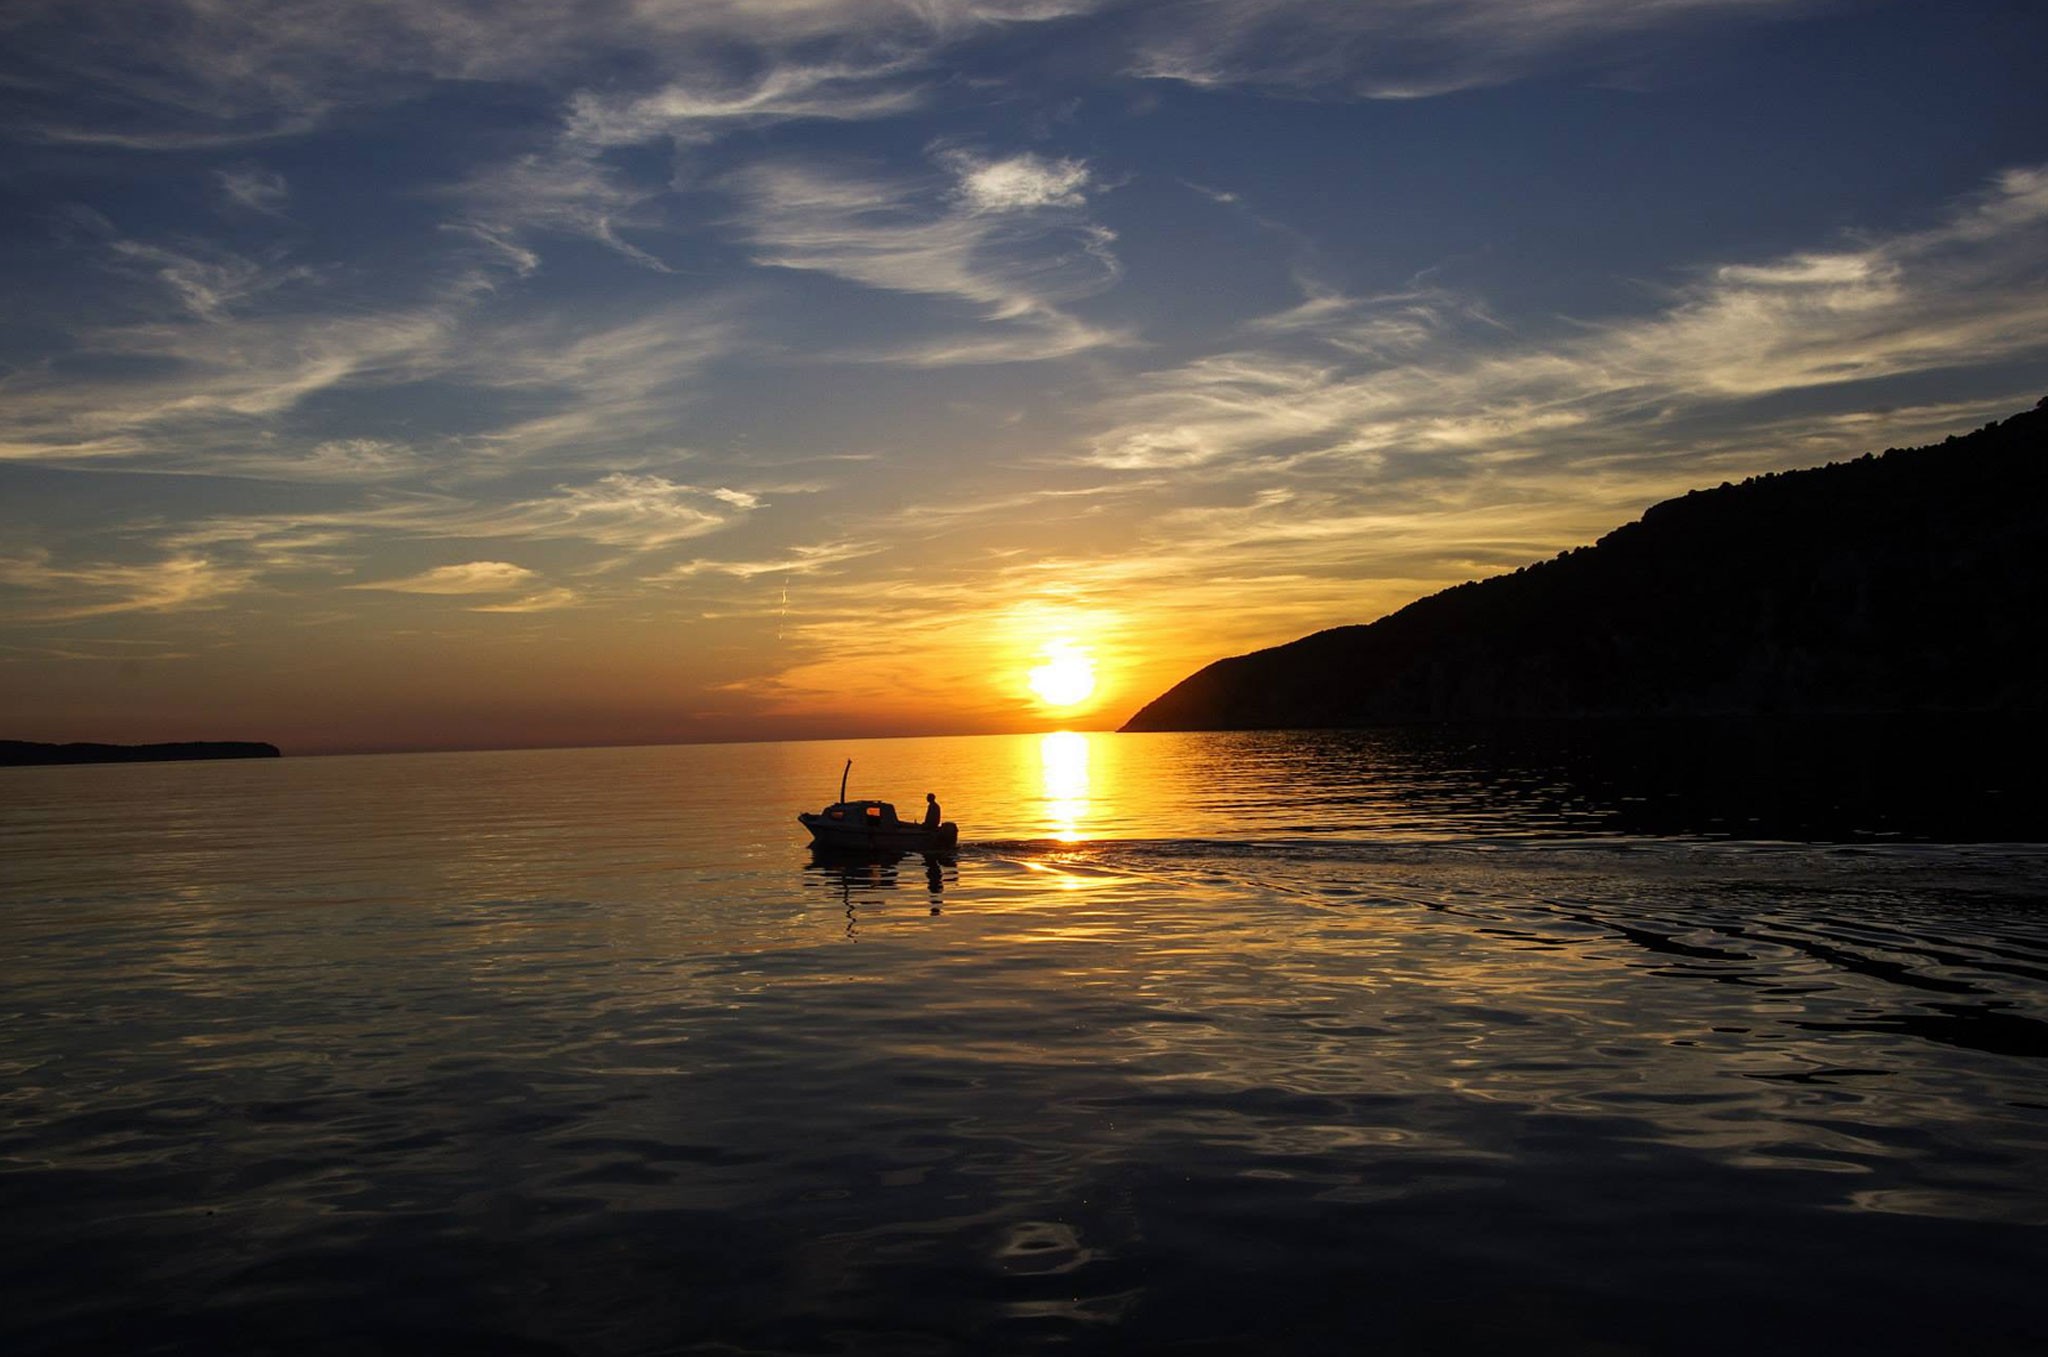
[1123,400,2048,731]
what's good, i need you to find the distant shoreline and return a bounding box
[0,740,282,767]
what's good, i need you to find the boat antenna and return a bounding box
[840,758,851,805]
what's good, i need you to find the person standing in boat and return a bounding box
[922,793,942,830]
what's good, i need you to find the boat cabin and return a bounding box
[818,800,900,825]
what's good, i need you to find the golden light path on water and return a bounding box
[1039,731,1093,843]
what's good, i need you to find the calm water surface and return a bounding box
[3,729,2045,1355]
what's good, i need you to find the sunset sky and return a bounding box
[3,0,2045,753]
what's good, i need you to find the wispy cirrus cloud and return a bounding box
[348,560,538,594]
[0,550,256,622]
[165,472,762,577]
[563,58,929,151]
[217,166,290,215]
[0,212,475,471]
[468,587,579,613]
[0,300,454,466]
[104,238,312,321]
[449,149,674,273]
[456,305,749,466]
[724,149,1126,363]
[274,440,431,484]
[51,469,761,630]
[1,1,922,145]
[4,0,1094,288]
[1,0,1807,158]
[0,637,196,665]
[652,539,882,582]
[1089,165,2048,477]
[431,6,1092,272]
[0,236,741,481]
[446,52,930,273]
[498,473,756,548]
[345,560,581,612]
[1126,0,1812,98]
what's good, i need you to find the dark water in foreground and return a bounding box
[3,727,2045,1355]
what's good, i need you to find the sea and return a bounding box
[3,724,2045,1356]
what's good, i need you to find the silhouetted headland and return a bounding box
[1125,399,2048,731]
[0,740,282,767]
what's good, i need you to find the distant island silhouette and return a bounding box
[0,741,282,767]
[1124,398,2048,732]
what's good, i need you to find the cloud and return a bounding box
[1125,0,1810,99]
[341,561,580,614]
[455,57,929,272]
[468,587,579,613]
[74,468,759,630]
[426,6,1094,275]
[456,306,748,465]
[1087,165,2048,475]
[1249,287,1505,359]
[348,561,538,594]
[563,59,929,150]
[217,166,290,214]
[165,472,761,578]
[0,550,255,621]
[450,148,673,272]
[4,0,1102,296]
[733,152,1111,310]
[3,0,1800,153]
[876,311,1128,366]
[104,237,309,321]
[0,294,457,468]
[286,439,430,483]
[653,539,882,581]
[498,473,744,548]
[0,246,739,480]
[723,152,1125,362]
[0,637,196,664]
[439,223,540,279]
[942,150,1093,213]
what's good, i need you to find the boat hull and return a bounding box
[799,813,958,853]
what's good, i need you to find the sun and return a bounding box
[1027,640,1097,709]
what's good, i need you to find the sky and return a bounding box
[2,0,2045,754]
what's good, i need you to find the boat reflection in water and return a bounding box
[806,844,957,933]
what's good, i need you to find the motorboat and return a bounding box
[798,760,959,853]
[800,801,959,852]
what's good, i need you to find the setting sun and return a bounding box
[1027,641,1097,709]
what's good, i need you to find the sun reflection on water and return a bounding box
[1039,731,1092,841]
